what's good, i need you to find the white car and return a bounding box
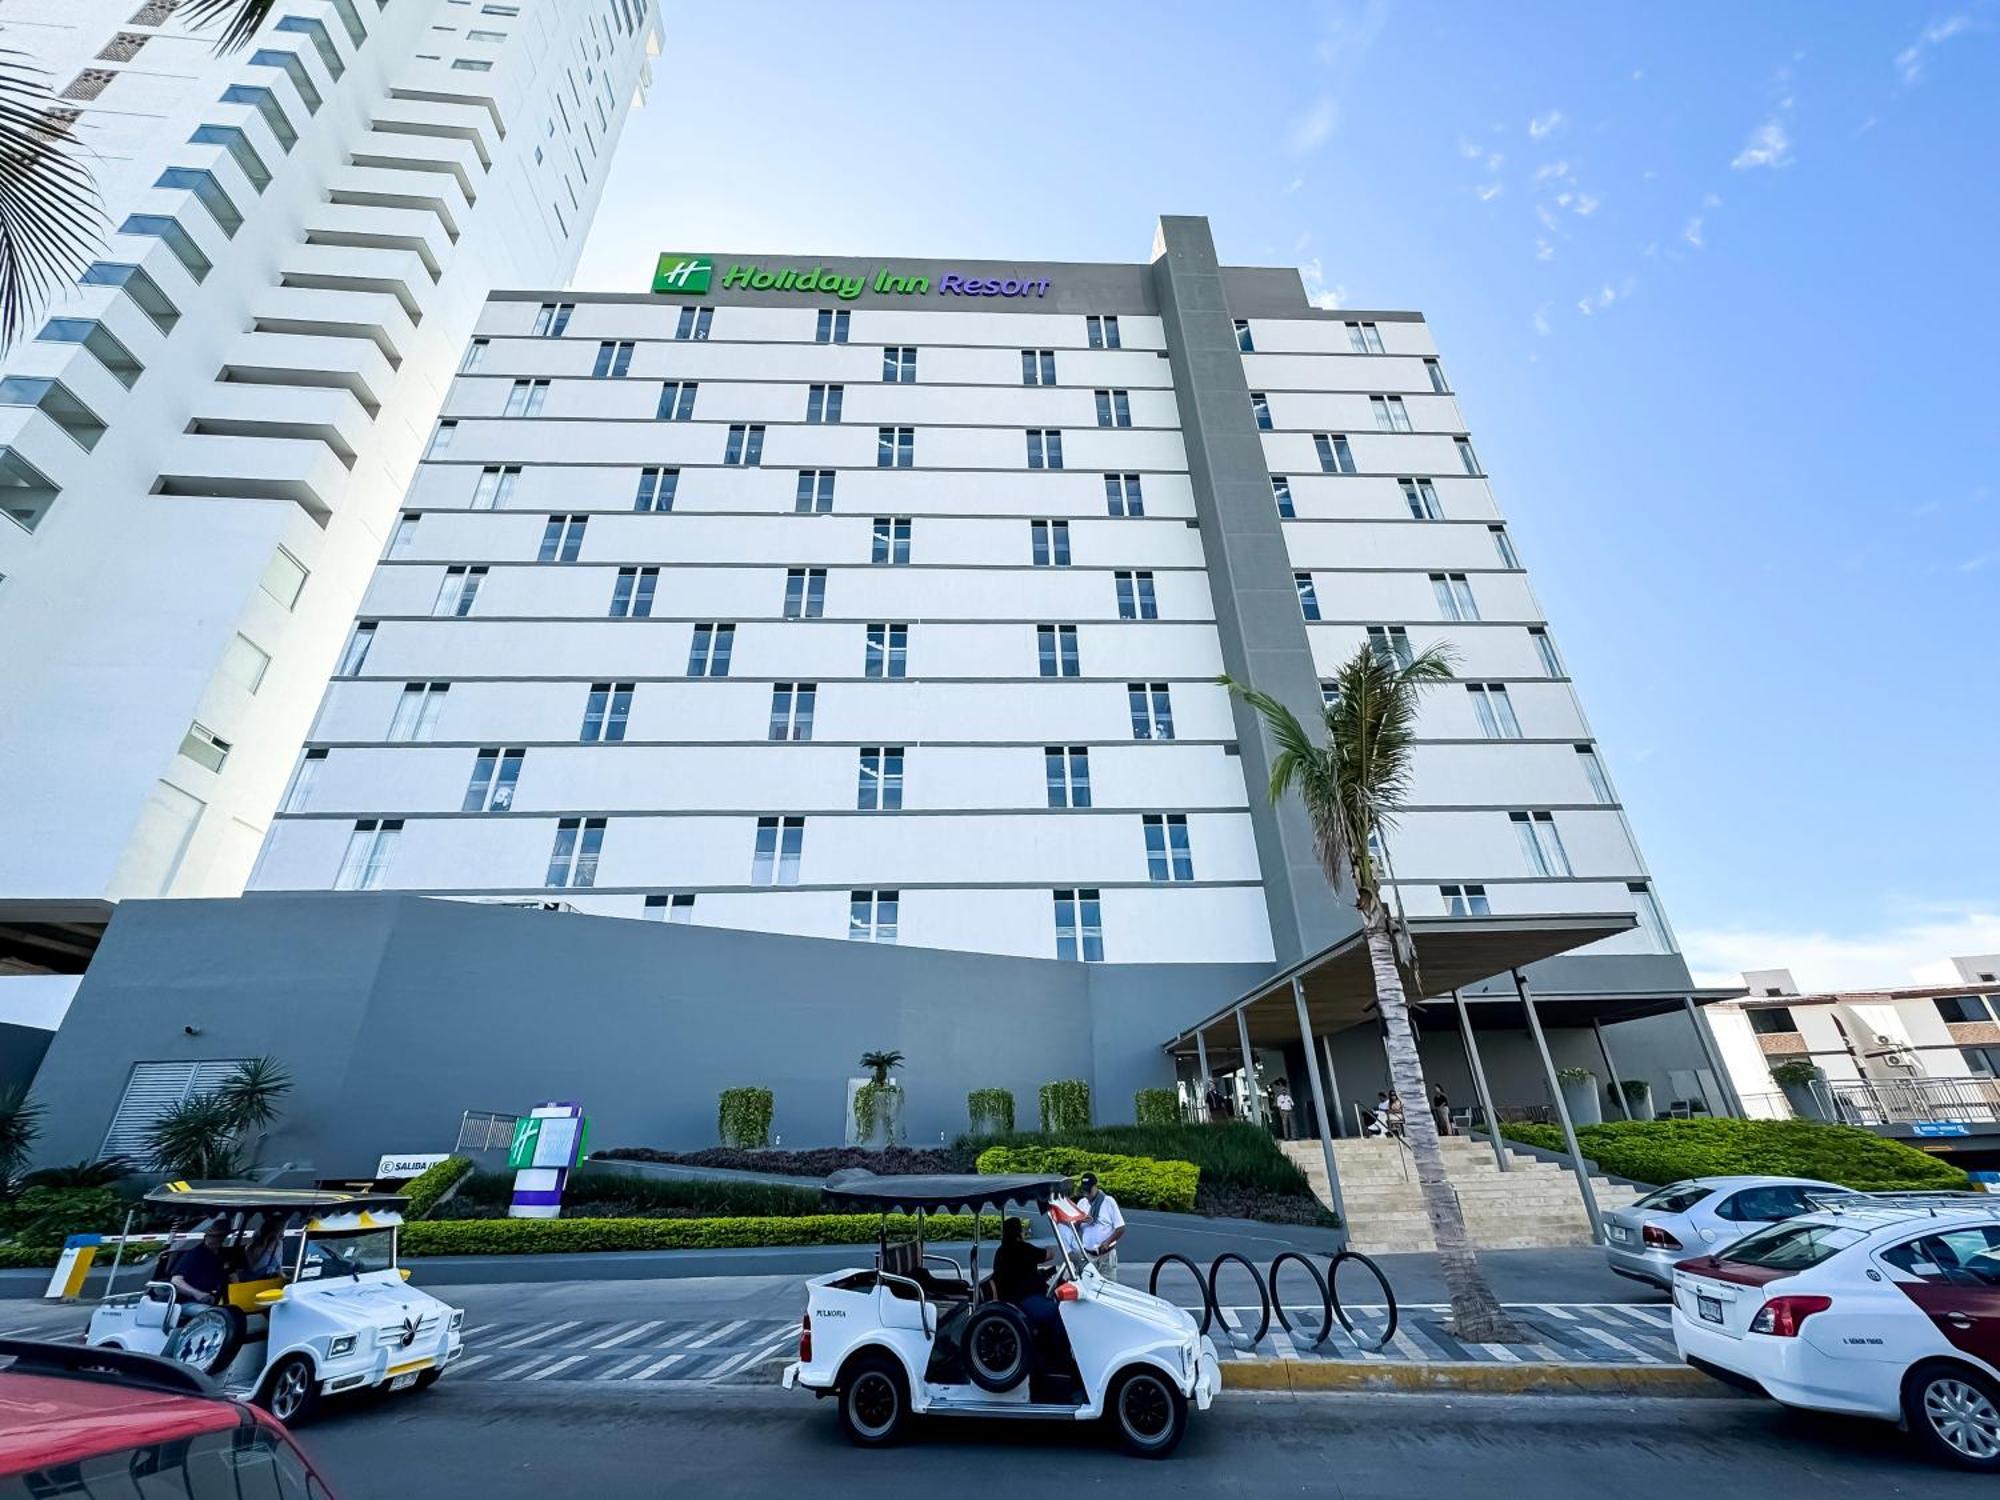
[85,1182,465,1424]
[1603,1175,1844,1289]
[1671,1196,2000,1469]
[782,1171,1221,1456]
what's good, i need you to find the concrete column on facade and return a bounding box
[1293,978,1347,1228]
[1452,989,1509,1172]
[1593,1019,1634,1121]
[1515,970,1603,1243]
[1194,1028,1212,1122]
[1318,1033,1346,1139]
[1683,995,1745,1119]
[1234,1005,1264,1125]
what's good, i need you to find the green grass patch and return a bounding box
[1502,1118,1971,1192]
[974,1146,1199,1214]
[431,1170,822,1221]
[402,1212,1002,1257]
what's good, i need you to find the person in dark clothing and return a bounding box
[169,1221,230,1305]
[991,1216,1062,1347]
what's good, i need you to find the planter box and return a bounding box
[844,1079,904,1148]
[1559,1076,1604,1127]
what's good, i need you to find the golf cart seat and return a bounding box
[877,1238,972,1302]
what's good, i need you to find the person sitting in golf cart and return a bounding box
[166,1221,230,1306]
[990,1216,1062,1347]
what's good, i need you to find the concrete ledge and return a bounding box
[1222,1360,1728,1397]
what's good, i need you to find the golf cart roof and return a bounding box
[142,1182,409,1215]
[820,1171,1071,1216]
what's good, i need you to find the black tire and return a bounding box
[1148,1253,1212,1335]
[162,1305,246,1376]
[1329,1249,1398,1352]
[1206,1253,1270,1346]
[837,1351,909,1448]
[1108,1365,1188,1458]
[960,1301,1033,1392]
[258,1353,321,1427]
[1904,1360,2000,1470]
[415,1367,444,1390]
[1269,1251,1333,1345]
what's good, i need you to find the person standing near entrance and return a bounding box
[1074,1172,1126,1283]
[1273,1081,1297,1140]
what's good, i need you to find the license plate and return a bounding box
[389,1372,419,1391]
[1696,1295,1724,1325]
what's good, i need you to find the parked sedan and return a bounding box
[1604,1176,1844,1289]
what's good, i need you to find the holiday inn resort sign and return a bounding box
[652,253,1052,301]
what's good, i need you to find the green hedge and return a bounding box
[974,1145,1199,1214]
[1502,1118,1971,1192]
[1133,1089,1181,1127]
[401,1156,473,1219]
[0,1187,127,1248]
[719,1087,774,1149]
[402,1212,1002,1257]
[967,1088,1015,1135]
[1039,1080,1090,1133]
[0,1244,60,1269]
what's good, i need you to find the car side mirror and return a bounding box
[397,1268,412,1282]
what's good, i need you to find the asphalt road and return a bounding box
[288,1383,1975,1498]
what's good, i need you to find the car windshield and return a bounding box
[1636,1183,1709,1213]
[296,1228,395,1280]
[1720,1221,1866,1271]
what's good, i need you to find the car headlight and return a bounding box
[328,1335,358,1358]
[449,1310,464,1331]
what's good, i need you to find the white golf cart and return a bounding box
[84,1182,464,1424]
[782,1171,1221,1456]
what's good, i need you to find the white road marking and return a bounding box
[493,1320,580,1350]
[451,1354,493,1374]
[1576,1326,1657,1362]
[1612,1305,1672,1327]
[597,1352,652,1380]
[685,1319,746,1349]
[633,1352,687,1380]
[525,1354,588,1381]
[1474,1343,1521,1362]
[1534,1303,1577,1320]
[591,1320,663,1350]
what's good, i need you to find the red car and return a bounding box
[0,1338,335,1495]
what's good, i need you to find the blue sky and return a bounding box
[574,2,2000,990]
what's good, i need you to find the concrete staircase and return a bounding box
[1282,1137,1644,1251]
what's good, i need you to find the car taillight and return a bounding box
[1642,1224,1683,1250]
[1749,1295,1831,1337]
[1055,1282,1079,1302]
[799,1312,811,1362]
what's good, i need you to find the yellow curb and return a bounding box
[1221,1360,1727,1397]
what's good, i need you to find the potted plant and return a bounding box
[1618,1077,1655,1121]
[1769,1059,1826,1121]
[1038,1080,1090,1133]
[967,1088,1014,1138]
[718,1087,774,1149]
[1555,1066,1603,1127]
[849,1050,905,1149]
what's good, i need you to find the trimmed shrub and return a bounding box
[967,1089,1015,1136]
[1502,1118,1970,1192]
[401,1156,473,1220]
[718,1087,774,1150]
[597,1145,973,1176]
[403,1212,1002,1257]
[0,1186,126,1247]
[975,1145,1198,1214]
[1133,1089,1180,1127]
[434,1170,821,1221]
[1768,1060,1821,1087]
[1039,1080,1090,1133]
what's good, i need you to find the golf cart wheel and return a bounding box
[161,1305,246,1376]
[1906,1360,2000,1470]
[259,1354,322,1427]
[960,1301,1033,1392]
[1109,1366,1188,1457]
[837,1352,909,1448]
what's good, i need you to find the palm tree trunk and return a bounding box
[1360,897,1523,1342]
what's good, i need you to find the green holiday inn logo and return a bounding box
[652,254,713,295]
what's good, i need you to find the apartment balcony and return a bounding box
[184,383,372,466]
[349,133,486,204]
[326,162,472,242]
[279,242,434,323]
[217,330,396,415]
[153,431,350,524]
[372,93,502,163]
[303,202,453,280]
[250,284,415,367]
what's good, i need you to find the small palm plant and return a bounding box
[859,1050,904,1086]
[143,1055,293,1179]
[1224,642,1522,1342]
[0,1086,44,1187]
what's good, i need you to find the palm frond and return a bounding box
[182,0,280,53]
[0,51,105,351]
[215,1054,292,1129]
[144,1092,242,1178]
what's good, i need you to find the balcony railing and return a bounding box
[1816,1075,2000,1126]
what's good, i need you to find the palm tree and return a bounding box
[1224,642,1522,1342]
[858,1050,904,1087]
[0,2,275,347]
[0,1086,43,1187]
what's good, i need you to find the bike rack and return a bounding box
[1147,1248,1398,1354]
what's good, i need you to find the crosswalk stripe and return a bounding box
[708,1331,799,1380]
[1474,1342,1521,1362]
[591,1320,663,1350]
[525,1354,589,1381]
[1534,1303,1577,1320]
[633,1352,687,1380]
[597,1352,652,1380]
[493,1320,580,1350]
[1576,1325,1657,1362]
[451,1354,493,1374]
[685,1319,746,1349]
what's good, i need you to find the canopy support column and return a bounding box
[1452,989,1509,1173]
[1234,1006,1263,1126]
[1515,969,1602,1244]
[1594,1019,1634,1121]
[1684,995,1745,1119]
[1293,978,1347,1230]
[1319,1033,1346,1140]
[1194,1029,1212,1122]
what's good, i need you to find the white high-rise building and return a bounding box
[0,1,658,1011]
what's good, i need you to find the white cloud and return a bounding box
[1474,181,1504,202]
[1703,191,1723,208]
[1896,13,1975,84]
[1961,553,1992,573]
[1576,284,1618,315]
[1485,151,1505,172]
[1683,216,1705,249]
[1681,906,2000,992]
[1533,160,1571,183]
[1731,118,1793,170]
[1528,107,1566,139]
[1535,238,1555,262]
[1458,138,1485,160]
[1289,95,1339,154]
[1532,303,1552,335]
[1283,176,1305,194]
[1535,204,1560,233]
[1573,192,1600,216]
[1299,257,1346,310]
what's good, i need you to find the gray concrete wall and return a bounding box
[0,1022,50,1099]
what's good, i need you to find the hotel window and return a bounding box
[1053,889,1104,961]
[752,816,805,886]
[546,817,605,889]
[1036,624,1080,678]
[337,622,376,676]
[795,469,835,513]
[1371,395,1412,433]
[539,514,587,562]
[1489,526,1521,568]
[1456,436,1482,475]
[219,83,297,153]
[1045,746,1091,809]
[452,57,492,72]
[1431,572,1479,621]
[882,346,917,382]
[1314,433,1356,474]
[1026,429,1064,469]
[1628,882,1671,951]
[1321,681,1342,711]
[389,512,418,557]
[1142,813,1195,883]
[1401,477,1443,520]
[1104,473,1143,516]
[118,213,212,283]
[645,893,697,923]
[1234,319,1254,352]
[579,681,633,742]
[1441,883,1490,917]
[816,309,849,344]
[1250,393,1272,430]
[219,633,269,696]
[155,167,241,236]
[870,516,911,564]
[767,682,816,741]
[281,748,326,813]
[1294,572,1321,620]
[432,565,485,617]
[724,423,765,466]
[674,305,712,340]
[682,622,737,677]
[592,340,635,377]
[1748,1007,1800,1035]
[388,682,449,741]
[877,426,914,468]
[1934,995,1992,1024]
[865,623,908,679]
[178,722,230,773]
[1095,389,1132,428]
[805,383,844,424]
[1346,320,1385,354]
[1575,745,1614,802]
[1021,349,1056,385]
[504,379,549,417]
[459,337,488,373]
[249,47,321,113]
[463,747,524,812]
[334,820,401,890]
[1084,315,1120,350]
[532,301,573,335]
[1512,811,1573,877]
[1528,626,1563,677]
[79,261,180,335]
[609,566,658,619]
[472,465,520,511]
[634,466,677,512]
[1030,519,1070,566]
[657,381,697,420]
[857,748,904,810]
[849,889,900,943]
[1367,625,1414,669]
[1467,683,1521,739]
[427,421,457,457]
[1272,475,1295,518]
[1114,570,1158,620]
[1425,358,1448,393]
[1128,682,1174,740]
[783,567,826,619]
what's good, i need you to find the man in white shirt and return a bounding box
[1074,1173,1126,1283]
